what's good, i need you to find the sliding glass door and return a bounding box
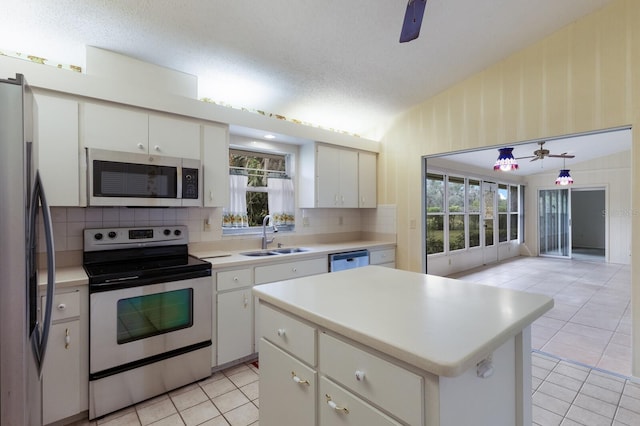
[539,188,571,258]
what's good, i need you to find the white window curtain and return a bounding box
[267,177,295,225]
[224,174,249,227]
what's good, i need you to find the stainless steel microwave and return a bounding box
[87,148,202,207]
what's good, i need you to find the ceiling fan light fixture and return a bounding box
[555,169,574,185]
[494,147,519,171]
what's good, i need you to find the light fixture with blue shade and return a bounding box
[493,148,519,171]
[555,169,574,185]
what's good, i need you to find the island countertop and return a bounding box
[253,265,553,377]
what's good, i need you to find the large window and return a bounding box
[425,167,522,256]
[225,149,294,231]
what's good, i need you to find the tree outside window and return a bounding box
[448,176,465,251]
[426,173,445,254]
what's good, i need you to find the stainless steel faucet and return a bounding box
[261,214,278,249]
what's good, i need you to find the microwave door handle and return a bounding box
[29,171,56,377]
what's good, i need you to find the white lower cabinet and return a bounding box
[259,303,416,426]
[254,257,328,284]
[41,289,85,425]
[217,289,253,365]
[259,338,317,426]
[369,247,396,268]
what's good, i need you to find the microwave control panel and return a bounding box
[182,168,199,199]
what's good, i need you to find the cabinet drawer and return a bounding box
[255,257,327,284]
[320,377,402,426]
[217,268,253,291]
[260,303,316,366]
[42,290,80,322]
[319,333,423,426]
[369,248,395,265]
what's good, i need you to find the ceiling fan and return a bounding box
[400,0,428,43]
[515,141,575,162]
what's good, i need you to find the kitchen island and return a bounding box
[253,265,553,426]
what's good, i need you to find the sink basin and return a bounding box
[270,247,310,254]
[240,250,280,257]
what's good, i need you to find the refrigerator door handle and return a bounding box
[28,170,56,378]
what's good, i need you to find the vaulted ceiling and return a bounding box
[1,0,615,139]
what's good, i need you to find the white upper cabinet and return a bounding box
[35,93,82,206]
[300,143,377,208]
[358,151,377,208]
[202,124,229,207]
[83,102,200,159]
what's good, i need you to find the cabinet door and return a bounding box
[339,149,359,207]
[202,124,230,207]
[217,289,253,365]
[36,94,81,206]
[148,114,200,159]
[84,103,148,153]
[42,321,81,425]
[358,151,377,208]
[259,339,316,426]
[316,145,342,207]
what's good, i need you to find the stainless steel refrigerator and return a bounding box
[0,74,56,425]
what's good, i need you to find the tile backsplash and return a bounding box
[44,205,396,254]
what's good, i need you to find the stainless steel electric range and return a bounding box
[83,226,212,420]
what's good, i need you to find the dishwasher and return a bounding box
[329,249,370,272]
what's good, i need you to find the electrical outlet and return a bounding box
[203,218,211,231]
[338,216,343,226]
[303,217,310,227]
[410,219,417,229]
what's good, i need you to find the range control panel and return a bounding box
[83,226,189,252]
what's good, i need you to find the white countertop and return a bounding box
[39,240,395,288]
[194,240,395,268]
[253,265,553,377]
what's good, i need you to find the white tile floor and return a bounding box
[448,255,632,377]
[71,362,260,426]
[68,255,640,426]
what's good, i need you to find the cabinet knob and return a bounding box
[354,370,365,381]
[277,328,286,337]
[325,394,349,413]
[292,267,297,273]
[57,303,66,311]
[154,145,161,152]
[137,143,145,150]
[291,371,310,386]
[233,276,239,281]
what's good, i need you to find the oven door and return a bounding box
[89,276,212,375]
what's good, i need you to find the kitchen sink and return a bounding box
[270,247,310,254]
[240,247,310,256]
[240,250,280,257]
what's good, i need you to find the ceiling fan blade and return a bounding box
[530,157,540,162]
[515,155,536,159]
[548,154,575,158]
[400,0,428,43]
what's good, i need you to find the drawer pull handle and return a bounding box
[277,328,286,337]
[325,394,349,414]
[291,371,310,386]
[355,370,365,381]
[57,303,66,311]
[64,328,71,349]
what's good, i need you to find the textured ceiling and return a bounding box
[1,0,615,138]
